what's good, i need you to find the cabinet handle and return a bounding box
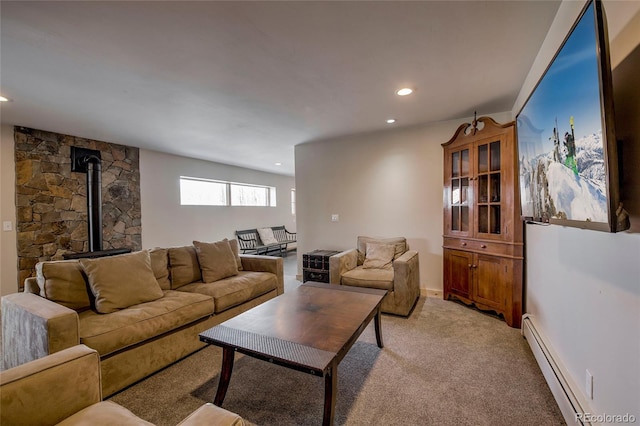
[473,264,477,268]
[461,242,467,246]
[468,264,472,268]
[480,244,487,249]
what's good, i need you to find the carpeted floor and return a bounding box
[109,255,565,426]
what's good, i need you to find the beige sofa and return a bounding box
[1,239,283,397]
[329,236,420,316]
[0,344,245,425]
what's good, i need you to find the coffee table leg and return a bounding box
[374,307,384,348]
[323,363,337,426]
[214,346,235,406]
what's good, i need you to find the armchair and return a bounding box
[0,344,245,426]
[329,236,420,316]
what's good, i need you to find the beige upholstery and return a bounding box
[177,403,245,426]
[177,271,277,314]
[78,290,214,356]
[330,236,420,316]
[0,345,244,426]
[2,245,284,398]
[80,251,164,314]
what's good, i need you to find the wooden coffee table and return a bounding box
[199,282,387,426]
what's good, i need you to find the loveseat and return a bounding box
[1,239,283,397]
[329,236,419,316]
[1,344,245,425]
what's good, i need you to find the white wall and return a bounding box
[0,123,18,297]
[294,112,512,293]
[140,148,296,248]
[513,0,640,418]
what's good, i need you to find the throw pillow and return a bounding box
[168,246,202,288]
[357,236,407,265]
[36,260,91,311]
[149,248,171,290]
[362,243,396,269]
[257,227,279,245]
[227,238,244,271]
[193,240,239,283]
[80,250,164,314]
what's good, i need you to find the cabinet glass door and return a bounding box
[450,149,470,232]
[477,141,501,235]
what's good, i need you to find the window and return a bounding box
[180,178,227,206]
[231,183,268,206]
[180,176,276,207]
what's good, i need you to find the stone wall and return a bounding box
[14,127,142,287]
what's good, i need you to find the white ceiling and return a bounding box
[1,1,562,176]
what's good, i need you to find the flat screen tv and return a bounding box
[516,0,625,232]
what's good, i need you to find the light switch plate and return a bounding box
[331,214,339,222]
[3,221,12,231]
[585,370,593,399]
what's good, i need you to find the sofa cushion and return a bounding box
[80,251,164,314]
[57,401,154,426]
[36,260,91,311]
[149,248,171,290]
[177,403,244,426]
[168,246,202,289]
[78,290,213,356]
[357,236,407,265]
[193,240,238,283]
[341,266,394,290]
[362,243,395,269]
[177,271,276,314]
[228,238,244,271]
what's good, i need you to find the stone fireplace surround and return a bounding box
[14,127,142,288]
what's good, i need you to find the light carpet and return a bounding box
[109,295,565,426]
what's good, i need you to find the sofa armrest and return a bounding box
[240,254,284,295]
[0,344,101,425]
[329,249,358,284]
[24,276,41,294]
[392,250,420,307]
[177,403,245,426]
[1,293,80,370]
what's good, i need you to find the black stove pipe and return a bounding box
[85,155,103,252]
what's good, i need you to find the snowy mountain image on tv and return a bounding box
[516,2,610,224]
[518,121,607,222]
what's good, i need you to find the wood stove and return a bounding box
[63,147,131,260]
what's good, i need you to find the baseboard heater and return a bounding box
[522,315,591,425]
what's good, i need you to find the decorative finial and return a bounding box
[472,110,478,135]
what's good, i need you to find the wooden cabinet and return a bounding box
[442,117,524,328]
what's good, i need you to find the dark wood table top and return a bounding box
[200,282,386,375]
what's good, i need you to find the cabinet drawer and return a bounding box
[443,237,522,258]
[303,270,329,283]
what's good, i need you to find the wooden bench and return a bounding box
[235,226,296,256]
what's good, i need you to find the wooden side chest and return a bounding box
[303,250,340,283]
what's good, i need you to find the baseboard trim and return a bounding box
[421,288,442,298]
[522,314,592,425]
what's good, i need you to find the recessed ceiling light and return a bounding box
[275,162,282,166]
[386,119,397,124]
[396,88,413,96]
[0,96,9,102]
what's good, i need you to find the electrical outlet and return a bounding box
[585,370,593,399]
[331,214,339,222]
[2,221,12,231]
